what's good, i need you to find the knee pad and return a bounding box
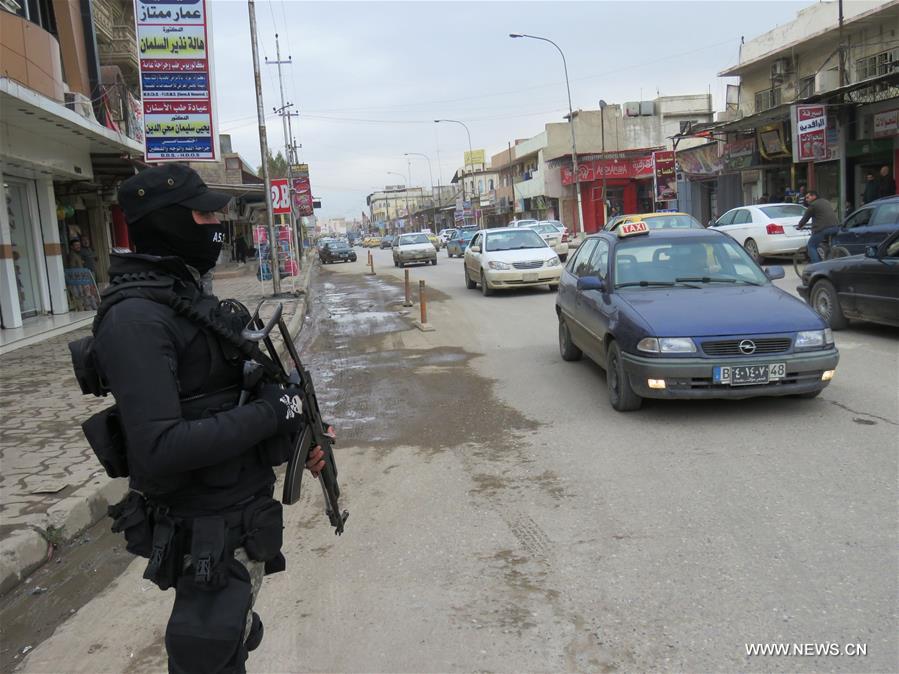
[245,612,264,652]
[165,558,252,674]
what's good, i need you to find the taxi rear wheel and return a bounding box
[607,342,642,412]
[558,319,582,361]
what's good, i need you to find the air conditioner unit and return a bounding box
[624,102,640,117]
[815,68,839,93]
[640,100,655,116]
[64,92,97,122]
[771,58,791,77]
[781,79,798,101]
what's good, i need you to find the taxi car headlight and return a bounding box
[795,329,833,349]
[488,261,511,270]
[544,256,561,267]
[637,337,696,353]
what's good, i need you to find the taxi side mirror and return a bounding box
[577,275,604,291]
[764,265,785,280]
[865,245,879,259]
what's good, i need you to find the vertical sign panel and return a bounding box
[270,178,291,214]
[652,151,676,202]
[290,164,314,217]
[136,0,217,161]
[792,104,827,162]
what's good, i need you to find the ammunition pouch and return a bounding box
[241,496,284,563]
[108,490,152,557]
[82,406,128,478]
[68,336,109,397]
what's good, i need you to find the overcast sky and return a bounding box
[209,0,810,220]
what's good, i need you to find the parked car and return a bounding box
[828,195,899,256]
[438,228,458,246]
[556,224,839,411]
[393,232,437,267]
[380,235,395,249]
[508,219,539,228]
[797,229,899,329]
[540,219,570,242]
[316,237,336,251]
[522,222,569,261]
[464,228,562,295]
[604,212,704,232]
[710,203,810,261]
[446,228,477,257]
[320,241,357,264]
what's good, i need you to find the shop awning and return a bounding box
[1,78,143,181]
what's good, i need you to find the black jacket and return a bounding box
[93,254,280,513]
[863,179,880,204]
[797,198,839,233]
[878,175,896,199]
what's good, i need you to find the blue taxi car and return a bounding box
[556,222,839,411]
[446,228,476,258]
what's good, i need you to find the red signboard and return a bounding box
[792,104,827,162]
[270,179,291,214]
[290,164,314,217]
[561,157,654,185]
[652,150,676,201]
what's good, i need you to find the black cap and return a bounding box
[118,164,231,224]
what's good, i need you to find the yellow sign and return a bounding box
[464,149,486,167]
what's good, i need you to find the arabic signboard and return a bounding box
[791,105,826,162]
[464,149,486,167]
[723,137,757,172]
[560,157,654,185]
[290,164,313,217]
[270,178,291,215]
[873,109,898,138]
[652,150,676,201]
[136,0,217,161]
[676,143,723,176]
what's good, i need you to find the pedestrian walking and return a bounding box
[235,233,249,264]
[877,165,896,199]
[862,172,879,204]
[797,190,839,263]
[69,164,327,674]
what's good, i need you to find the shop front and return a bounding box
[561,155,656,232]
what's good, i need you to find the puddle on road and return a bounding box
[301,269,537,455]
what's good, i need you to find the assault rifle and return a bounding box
[239,301,348,535]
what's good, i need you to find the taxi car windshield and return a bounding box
[643,214,703,229]
[614,237,769,288]
[486,229,546,251]
[399,234,429,245]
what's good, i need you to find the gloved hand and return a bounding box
[258,384,305,435]
[305,426,336,478]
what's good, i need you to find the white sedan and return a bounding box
[393,232,437,267]
[711,203,810,261]
[463,228,562,295]
[523,222,569,261]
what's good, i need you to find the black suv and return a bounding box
[320,241,357,264]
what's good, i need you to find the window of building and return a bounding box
[798,76,815,99]
[225,157,240,170]
[856,48,898,81]
[478,179,483,194]
[754,87,782,112]
[7,0,57,35]
[488,179,494,191]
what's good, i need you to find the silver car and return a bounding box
[393,232,438,267]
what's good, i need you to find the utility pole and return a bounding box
[266,33,302,274]
[248,0,280,294]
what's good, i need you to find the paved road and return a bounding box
[17,247,898,673]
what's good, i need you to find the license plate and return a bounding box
[523,272,539,282]
[713,362,786,386]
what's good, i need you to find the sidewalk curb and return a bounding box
[1,253,317,596]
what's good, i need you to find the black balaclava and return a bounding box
[129,204,224,274]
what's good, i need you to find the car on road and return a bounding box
[508,219,539,228]
[319,240,357,264]
[363,236,382,248]
[393,232,437,267]
[604,212,704,233]
[426,233,442,250]
[828,195,899,256]
[710,203,811,261]
[380,235,395,249]
[438,228,458,246]
[446,228,477,257]
[522,221,569,261]
[797,229,899,330]
[556,223,839,411]
[464,227,562,295]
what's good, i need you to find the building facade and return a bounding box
[1,0,143,345]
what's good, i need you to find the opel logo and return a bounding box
[739,339,757,355]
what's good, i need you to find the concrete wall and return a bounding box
[0,12,66,102]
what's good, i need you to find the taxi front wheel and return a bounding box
[607,342,642,411]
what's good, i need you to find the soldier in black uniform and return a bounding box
[74,164,325,673]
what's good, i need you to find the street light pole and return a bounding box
[248,0,280,294]
[405,152,435,229]
[510,33,585,238]
[599,99,608,227]
[435,119,479,227]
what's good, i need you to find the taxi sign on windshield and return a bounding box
[618,221,650,237]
